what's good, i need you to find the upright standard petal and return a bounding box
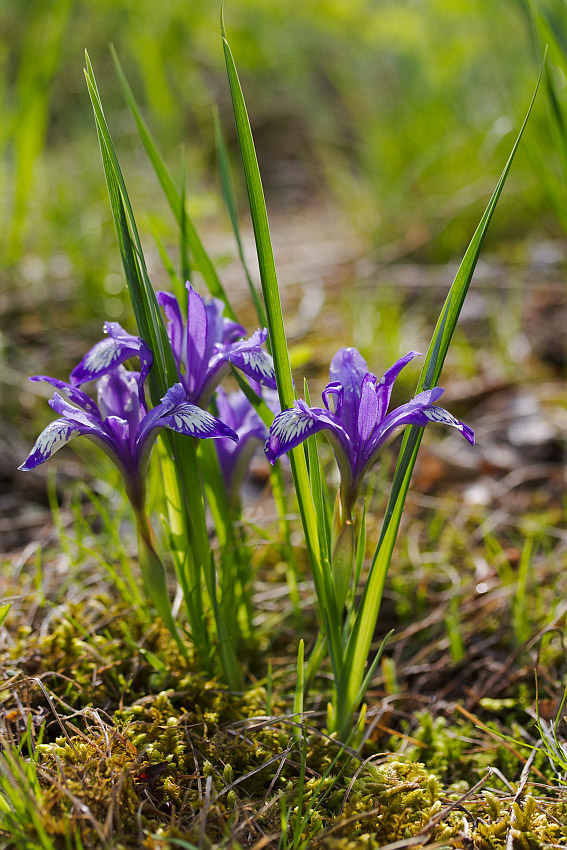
[156,291,186,366]
[375,350,421,421]
[357,374,380,443]
[157,284,274,406]
[97,368,144,435]
[185,283,209,397]
[329,347,369,439]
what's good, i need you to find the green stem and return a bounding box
[134,507,188,658]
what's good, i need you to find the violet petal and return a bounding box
[18,419,83,470]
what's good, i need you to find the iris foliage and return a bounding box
[19,21,542,740]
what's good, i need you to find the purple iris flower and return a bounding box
[19,366,238,511]
[265,347,474,514]
[69,321,153,405]
[156,283,277,407]
[214,383,279,506]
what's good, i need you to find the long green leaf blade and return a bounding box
[337,63,544,739]
[214,107,267,327]
[85,54,217,674]
[222,19,344,678]
[110,45,236,318]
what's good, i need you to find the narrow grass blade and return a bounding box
[110,46,236,318]
[292,639,305,740]
[353,503,366,591]
[230,367,303,618]
[208,552,243,691]
[337,66,544,740]
[158,443,210,662]
[353,630,393,709]
[0,603,11,629]
[179,158,192,290]
[151,222,187,306]
[84,53,176,400]
[214,107,267,327]
[85,54,215,672]
[221,20,342,675]
[221,20,292,403]
[137,520,187,658]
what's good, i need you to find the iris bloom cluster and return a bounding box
[19,284,277,646]
[266,347,474,515]
[20,286,277,509]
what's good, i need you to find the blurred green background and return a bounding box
[1,0,559,270]
[0,0,563,423]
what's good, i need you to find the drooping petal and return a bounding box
[329,347,369,440]
[29,376,100,417]
[70,322,152,395]
[265,400,352,471]
[132,382,188,446]
[375,350,421,421]
[133,390,238,480]
[265,405,320,464]
[222,329,276,387]
[197,329,276,408]
[361,387,474,473]
[18,419,84,470]
[155,402,239,441]
[418,406,475,444]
